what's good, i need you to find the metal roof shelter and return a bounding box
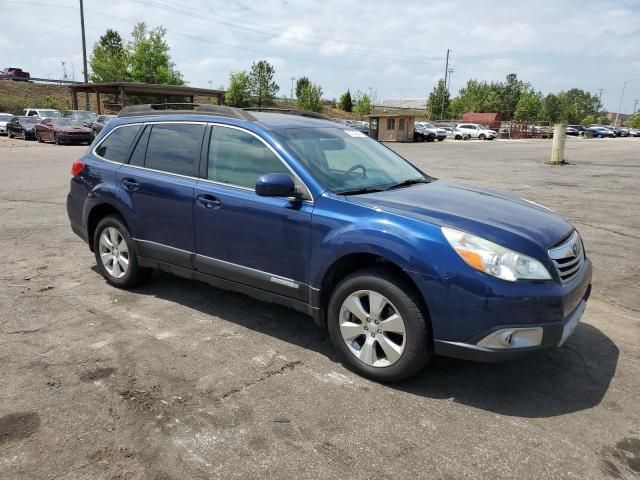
[67,82,226,114]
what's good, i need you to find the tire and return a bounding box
[8,131,14,138]
[327,267,432,382]
[455,134,461,140]
[54,133,60,145]
[479,133,486,140]
[36,132,43,143]
[93,215,151,289]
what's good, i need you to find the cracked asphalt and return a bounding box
[1,136,639,479]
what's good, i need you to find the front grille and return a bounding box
[548,231,585,283]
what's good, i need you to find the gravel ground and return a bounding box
[0,135,639,479]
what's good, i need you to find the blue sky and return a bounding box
[2,0,640,113]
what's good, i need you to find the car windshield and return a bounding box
[53,118,82,127]
[20,117,40,124]
[274,127,428,194]
[39,110,60,117]
[0,114,12,121]
[73,112,97,121]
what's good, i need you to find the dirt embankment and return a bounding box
[0,81,101,114]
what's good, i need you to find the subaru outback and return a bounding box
[67,104,592,381]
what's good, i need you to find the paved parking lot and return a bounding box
[1,136,639,479]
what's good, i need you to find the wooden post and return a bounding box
[95,90,102,114]
[71,89,78,109]
[120,87,127,108]
[550,124,567,164]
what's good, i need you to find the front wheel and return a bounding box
[93,215,150,288]
[8,131,14,138]
[54,133,60,145]
[479,133,486,140]
[36,132,43,143]
[327,268,432,382]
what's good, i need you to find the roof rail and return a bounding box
[118,103,257,121]
[244,107,332,121]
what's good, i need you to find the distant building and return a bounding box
[461,112,502,129]
[606,112,630,126]
[381,98,427,110]
[368,114,415,142]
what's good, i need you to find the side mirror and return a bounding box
[255,173,298,198]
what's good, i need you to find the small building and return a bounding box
[461,112,501,129]
[368,114,415,142]
[67,82,226,114]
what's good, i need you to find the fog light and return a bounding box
[477,327,543,349]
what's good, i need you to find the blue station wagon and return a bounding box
[67,104,592,381]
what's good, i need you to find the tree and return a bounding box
[492,73,528,120]
[455,79,501,114]
[128,23,184,85]
[561,89,600,124]
[248,60,279,107]
[295,77,310,99]
[513,89,543,122]
[224,71,251,107]
[297,82,323,112]
[89,29,129,82]
[353,91,371,118]
[338,90,353,112]
[628,111,640,128]
[426,79,450,120]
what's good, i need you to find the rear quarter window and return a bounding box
[144,123,205,176]
[95,125,142,163]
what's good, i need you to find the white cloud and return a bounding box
[269,25,313,48]
[318,40,347,56]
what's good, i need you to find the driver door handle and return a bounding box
[197,194,221,209]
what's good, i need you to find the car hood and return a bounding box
[345,180,573,254]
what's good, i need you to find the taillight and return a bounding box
[71,159,85,176]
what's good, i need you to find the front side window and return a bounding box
[95,125,142,163]
[275,127,427,194]
[145,123,205,176]
[208,126,290,189]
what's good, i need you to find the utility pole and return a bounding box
[290,76,296,100]
[633,99,639,114]
[439,49,450,120]
[615,78,639,127]
[446,67,454,91]
[79,0,90,110]
[208,80,212,89]
[596,88,604,110]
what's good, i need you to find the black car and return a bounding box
[6,116,40,139]
[92,114,116,133]
[567,125,585,136]
[413,125,436,142]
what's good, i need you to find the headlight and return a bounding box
[441,227,551,281]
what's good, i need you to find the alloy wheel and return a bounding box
[98,227,129,279]
[339,290,406,367]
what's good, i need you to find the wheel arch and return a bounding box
[86,203,129,252]
[315,252,431,328]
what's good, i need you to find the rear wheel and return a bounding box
[54,133,60,145]
[327,268,432,382]
[93,215,150,288]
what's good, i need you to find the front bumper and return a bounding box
[433,286,590,362]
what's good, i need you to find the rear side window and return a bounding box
[145,123,205,176]
[95,125,141,163]
[208,126,289,189]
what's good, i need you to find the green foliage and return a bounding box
[338,90,353,112]
[224,71,251,107]
[513,89,543,122]
[248,60,279,107]
[89,29,129,82]
[581,114,597,125]
[295,77,310,99]
[628,112,640,128]
[454,79,502,114]
[296,82,323,112]
[491,73,529,120]
[89,23,184,85]
[426,79,449,120]
[353,91,371,118]
[43,95,67,111]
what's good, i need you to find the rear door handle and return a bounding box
[121,178,139,191]
[197,194,221,209]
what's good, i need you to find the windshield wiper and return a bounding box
[337,186,385,196]
[383,178,430,191]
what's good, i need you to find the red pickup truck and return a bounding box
[1,67,30,81]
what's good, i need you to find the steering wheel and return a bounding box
[345,164,367,178]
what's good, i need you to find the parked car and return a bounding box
[35,117,94,145]
[413,124,436,142]
[440,126,470,140]
[0,112,13,135]
[24,108,61,119]
[67,105,592,382]
[416,122,446,141]
[565,126,580,136]
[628,128,640,137]
[456,123,497,140]
[585,126,614,138]
[92,114,116,133]
[1,67,30,81]
[63,110,98,127]
[567,125,586,136]
[6,116,40,139]
[614,127,629,137]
